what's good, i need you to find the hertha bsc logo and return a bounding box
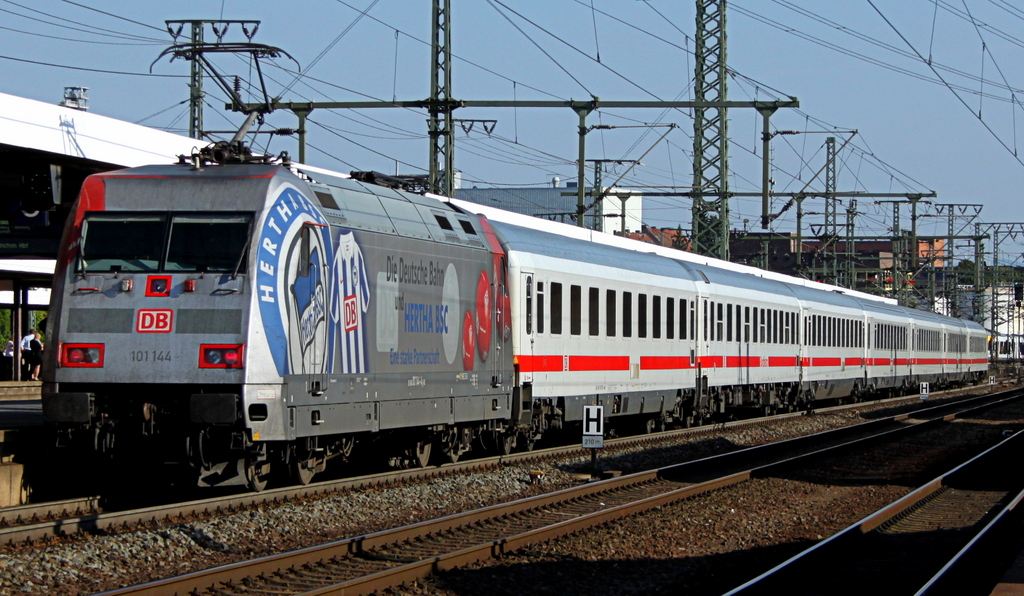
[256,185,333,377]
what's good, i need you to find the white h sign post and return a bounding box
[919,382,929,400]
[582,405,604,448]
[582,405,604,477]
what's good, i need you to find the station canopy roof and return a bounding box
[0,91,204,281]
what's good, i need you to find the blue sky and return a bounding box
[3,1,1024,260]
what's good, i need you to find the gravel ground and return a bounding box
[390,407,1024,596]
[0,394,1009,595]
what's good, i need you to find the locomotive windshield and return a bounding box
[79,212,252,273]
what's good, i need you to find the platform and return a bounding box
[0,381,40,402]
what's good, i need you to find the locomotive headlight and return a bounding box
[199,344,244,369]
[61,343,104,367]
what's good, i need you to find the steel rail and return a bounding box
[0,496,100,526]
[94,388,1023,596]
[0,384,1008,546]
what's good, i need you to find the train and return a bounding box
[40,142,990,491]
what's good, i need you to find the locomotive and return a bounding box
[41,143,990,491]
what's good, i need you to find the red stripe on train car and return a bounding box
[641,356,692,370]
[811,358,842,366]
[570,355,630,371]
[516,355,563,372]
[698,356,725,368]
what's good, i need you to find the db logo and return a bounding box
[343,295,358,332]
[136,309,174,333]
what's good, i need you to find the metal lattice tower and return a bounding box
[934,204,982,317]
[844,199,857,288]
[428,0,455,197]
[188,22,203,139]
[823,136,838,283]
[691,0,730,260]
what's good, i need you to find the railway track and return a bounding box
[92,387,1023,596]
[0,384,1009,547]
[726,424,1024,595]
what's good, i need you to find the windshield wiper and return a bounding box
[231,217,254,280]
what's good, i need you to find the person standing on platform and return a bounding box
[27,331,42,381]
[1,339,12,381]
[19,329,34,380]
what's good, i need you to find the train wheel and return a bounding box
[291,458,316,486]
[246,461,270,492]
[644,418,657,434]
[439,427,472,464]
[518,430,536,452]
[497,432,515,455]
[410,440,432,468]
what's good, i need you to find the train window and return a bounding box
[537,282,545,334]
[772,310,779,344]
[690,301,696,340]
[744,306,750,343]
[589,287,600,337]
[680,298,687,340]
[570,285,582,336]
[433,214,454,231]
[703,300,709,342]
[551,283,563,335]
[666,297,675,340]
[166,214,252,273]
[526,276,533,335]
[760,308,767,343]
[716,302,723,342]
[638,294,648,339]
[751,307,758,344]
[653,295,662,339]
[784,313,790,345]
[606,290,617,337]
[726,304,733,342]
[623,292,633,338]
[458,220,476,235]
[736,306,742,343]
[80,213,167,273]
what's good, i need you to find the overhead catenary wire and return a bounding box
[866,0,1024,170]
